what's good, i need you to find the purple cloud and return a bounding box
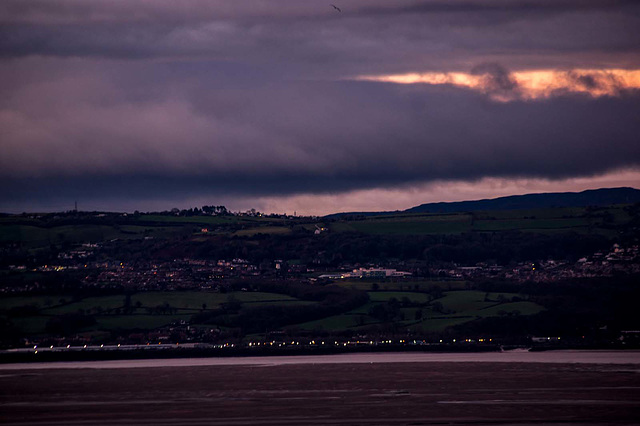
[0,0,639,212]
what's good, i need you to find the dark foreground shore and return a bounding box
[2,359,640,425]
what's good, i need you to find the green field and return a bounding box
[6,292,299,317]
[234,226,291,236]
[290,289,544,333]
[407,317,476,333]
[0,224,125,246]
[0,212,303,249]
[295,314,378,331]
[336,280,468,292]
[367,291,433,303]
[1,204,631,251]
[95,314,193,331]
[41,295,127,315]
[0,223,187,247]
[1,291,312,335]
[438,291,495,312]
[473,218,590,232]
[0,294,71,311]
[331,213,473,235]
[1,288,545,336]
[8,316,52,334]
[131,291,297,310]
[470,301,544,317]
[328,205,631,236]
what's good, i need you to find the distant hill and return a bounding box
[406,187,640,214]
[327,187,640,218]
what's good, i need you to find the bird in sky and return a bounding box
[331,4,341,12]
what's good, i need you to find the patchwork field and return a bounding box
[1,286,544,338]
[1,291,315,336]
[1,204,631,249]
[329,205,631,236]
[293,289,544,333]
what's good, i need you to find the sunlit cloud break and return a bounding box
[356,68,640,101]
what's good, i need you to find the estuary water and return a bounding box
[1,349,639,370]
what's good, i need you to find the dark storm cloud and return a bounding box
[360,0,640,16]
[1,1,639,211]
[1,60,639,205]
[1,0,639,76]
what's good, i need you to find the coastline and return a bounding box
[1,349,640,370]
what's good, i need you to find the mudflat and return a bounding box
[1,361,640,425]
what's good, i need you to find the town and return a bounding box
[1,199,639,355]
[5,241,639,294]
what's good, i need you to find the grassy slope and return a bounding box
[2,291,310,335]
[3,288,545,336]
[2,205,631,249]
[329,206,631,236]
[295,290,544,333]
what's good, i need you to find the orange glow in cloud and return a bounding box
[356,69,640,101]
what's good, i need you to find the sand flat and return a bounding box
[1,349,640,370]
[1,358,640,425]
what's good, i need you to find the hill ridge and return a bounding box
[326,187,640,218]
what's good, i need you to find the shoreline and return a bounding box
[1,341,637,365]
[1,349,639,370]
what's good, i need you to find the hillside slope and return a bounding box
[406,187,640,214]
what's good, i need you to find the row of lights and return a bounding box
[246,338,493,346]
[32,337,496,353]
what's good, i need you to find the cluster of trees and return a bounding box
[161,206,267,217]
[166,205,230,216]
[145,303,178,315]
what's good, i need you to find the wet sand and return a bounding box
[3,349,640,370]
[2,359,640,425]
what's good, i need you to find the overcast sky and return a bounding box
[1,0,639,214]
